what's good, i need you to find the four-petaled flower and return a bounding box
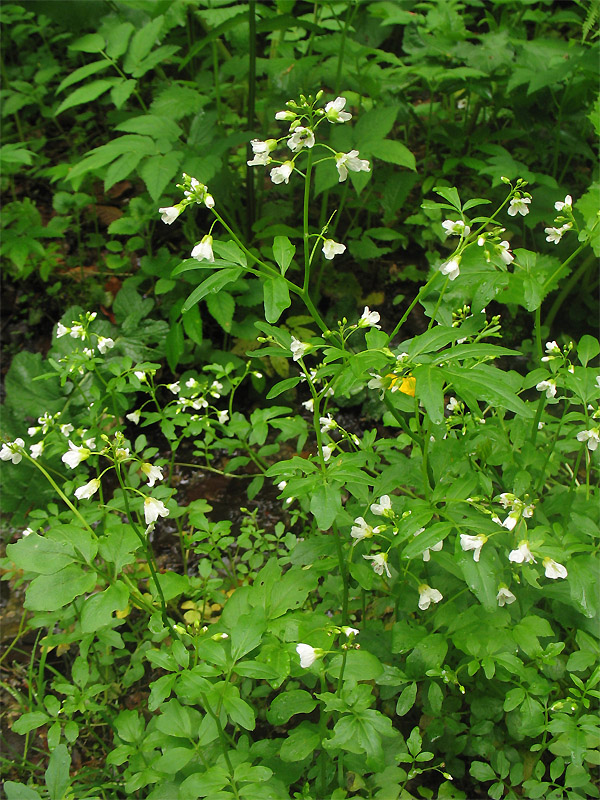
[191,234,214,263]
[440,257,461,281]
[159,205,182,225]
[497,240,514,265]
[358,306,381,329]
[418,584,443,610]
[497,586,516,606]
[97,336,115,354]
[290,336,310,361]
[371,495,392,516]
[30,442,44,459]
[56,322,69,338]
[460,533,487,562]
[296,643,322,668]
[543,557,568,579]
[341,626,359,637]
[62,441,91,469]
[247,139,276,167]
[322,239,346,260]
[141,462,164,487]
[144,496,169,525]
[545,224,571,244]
[335,150,370,182]
[554,195,572,211]
[363,552,391,577]
[287,126,315,152]
[270,161,294,185]
[325,96,352,123]
[0,438,25,464]
[576,428,599,451]
[508,540,537,564]
[351,516,381,542]
[75,478,101,500]
[322,444,333,462]
[536,379,557,399]
[508,196,531,216]
[541,341,560,361]
[422,539,443,562]
[319,414,336,433]
[442,219,470,237]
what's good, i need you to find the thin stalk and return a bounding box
[303,149,315,293]
[333,523,349,624]
[386,270,440,344]
[544,253,595,331]
[245,0,257,239]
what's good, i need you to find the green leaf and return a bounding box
[80,582,129,633]
[6,533,73,575]
[55,80,117,115]
[267,690,317,725]
[310,481,342,530]
[396,682,417,716]
[470,761,496,782]
[266,376,300,400]
[230,612,266,661]
[206,291,235,333]
[354,105,399,144]
[327,650,384,682]
[116,115,182,141]
[56,60,111,94]
[25,565,97,611]
[165,322,184,372]
[367,139,416,171]
[272,236,296,275]
[123,16,164,74]
[4,783,42,800]
[139,151,182,202]
[577,335,600,366]
[68,33,105,53]
[105,21,135,59]
[182,268,242,312]
[12,711,51,735]
[45,744,71,800]
[153,747,194,775]
[212,240,247,267]
[412,364,444,424]
[280,723,321,762]
[263,276,291,323]
[441,364,531,417]
[182,304,203,346]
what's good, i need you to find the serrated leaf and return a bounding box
[55,80,116,115]
[69,33,105,53]
[139,151,182,202]
[56,61,110,94]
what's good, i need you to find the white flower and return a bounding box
[418,584,443,610]
[59,423,74,436]
[545,226,564,244]
[363,552,392,578]
[446,397,460,412]
[270,161,294,185]
[83,347,94,358]
[287,126,315,152]
[577,428,600,451]
[30,442,44,459]
[322,444,333,462]
[335,150,370,182]
[70,323,85,340]
[497,586,516,606]
[543,557,568,580]
[158,205,182,225]
[0,438,25,464]
[322,239,346,260]
[543,341,560,359]
[296,643,320,668]
[439,257,461,281]
[502,513,519,531]
[56,322,69,338]
[141,462,164,487]
[167,382,180,394]
[442,219,470,237]
[554,195,572,211]
[22,528,34,537]
[134,371,146,381]
[457,97,468,110]
[341,626,359,637]
[509,541,537,564]
[422,539,443,562]
[290,336,310,361]
[460,533,487,562]
[325,96,352,123]
[247,150,270,167]
[497,240,514,265]
[126,410,141,425]
[508,196,531,217]
[28,426,40,436]
[144,496,169,525]
[277,480,287,491]
[302,398,314,412]
[217,410,229,424]
[97,336,115,354]
[358,306,381,329]
[320,414,336,433]
[191,234,214,263]
[62,441,91,469]
[351,516,381,541]
[247,139,275,166]
[370,495,392,516]
[536,379,557,399]
[74,478,101,500]
[204,193,215,209]
[185,377,198,389]
[115,447,130,461]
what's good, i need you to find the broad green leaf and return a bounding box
[470,761,496,782]
[267,690,317,725]
[577,335,600,366]
[165,322,184,372]
[206,291,235,332]
[56,60,110,94]
[153,747,194,775]
[4,783,42,800]
[80,582,129,633]
[182,304,203,346]
[139,151,182,202]
[115,114,182,141]
[272,236,296,274]
[266,376,300,400]
[263,276,291,323]
[12,711,51,735]
[25,565,97,611]
[412,364,444,424]
[367,139,416,171]
[105,21,135,59]
[123,16,165,74]
[213,240,247,266]
[310,481,342,530]
[441,364,531,417]
[396,683,417,716]
[458,548,502,611]
[55,80,117,115]
[111,78,137,110]
[354,105,399,144]
[68,33,105,53]
[230,612,266,661]
[181,268,242,312]
[104,151,143,192]
[279,723,321,762]
[45,744,71,800]
[6,533,74,575]
[233,660,279,680]
[327,650,384,682]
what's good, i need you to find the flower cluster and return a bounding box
[55,311,115,371]
[545,195,574,245]
[496,493,535,531]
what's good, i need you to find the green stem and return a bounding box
[245,0,257,239]
[26,456,95,535]
[303,149,314,293]
[386,270,440,344]
[333,523,349,625]
[543,253,595,331]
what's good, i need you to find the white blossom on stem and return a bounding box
[335,150,370,182]
[363,552,391,578]
[439,257,461,281]
[322,239,346,260]
[325,96,352,123]
[191,235,214,263]
[508,196,531,216]
[62,441,91,469]
[141,462,164,487]
[497,586,516,606]
[270,161,294,185]
[144,496,169,525]
[74,478,101,500]
[418,584,443,610]
[509,540,537,564]
[0,438,25,464]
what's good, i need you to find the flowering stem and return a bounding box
[333,523,349,625]
[26,456,95,536]
[427,275,450,329]
[386,270,440,344]
[303,149,314,293]
[530,392,546,444]
[245,0,256,239]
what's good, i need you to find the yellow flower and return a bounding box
[387,374,416,397]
